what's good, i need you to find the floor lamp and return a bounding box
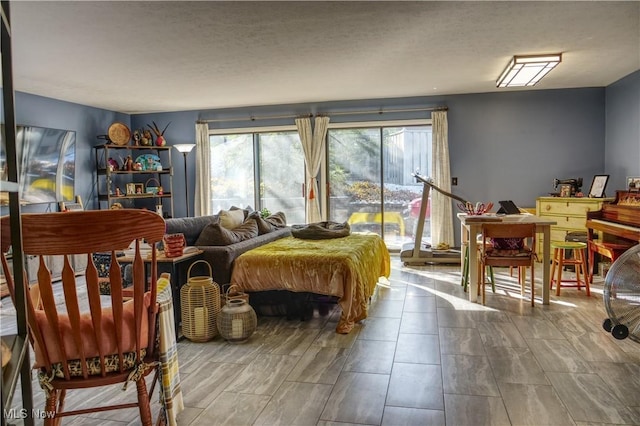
[173,144,196,217]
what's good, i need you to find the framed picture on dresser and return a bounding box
[588,175,609,198]
[559,184,572,197]
[627,176,640,192]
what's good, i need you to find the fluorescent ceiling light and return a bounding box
[496,54,562,88]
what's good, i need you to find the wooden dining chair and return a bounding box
[0,209,166,426]
[478,223,537,306]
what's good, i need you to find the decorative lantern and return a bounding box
[217,297,257,343]
[181,260,220,342]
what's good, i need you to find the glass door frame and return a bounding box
[320,118,432,221]
[209,124,308,219]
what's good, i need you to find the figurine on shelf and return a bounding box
[115,187,122,196]
[123,155,134,171]
[107,157,119,172]
[141,129,153,146]
[132,129,141,146]
[147,121,171,146]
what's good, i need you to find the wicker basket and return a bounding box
[145,177,163,195]
[180,260,220,342]
[221,284,250,307]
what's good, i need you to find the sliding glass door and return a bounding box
[328,127,382,231]
[258,132,305,223]
[327,124,432,250]
[209,131,305,224]
[208,122,431,237]
[210,134,255,212]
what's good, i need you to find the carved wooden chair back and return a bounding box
[479,223,537,306]
[0,209,165,425]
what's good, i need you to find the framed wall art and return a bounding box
[0,124,76,205]
[627,176,640,192]
[588,175,609,198]
[559,184,572,197]
[134,183,144,195]
[126,183,136,195]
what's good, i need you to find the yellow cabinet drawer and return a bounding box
[538,199,600,216]
[551,215,587,229]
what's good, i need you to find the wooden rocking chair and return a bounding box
[0,209,166,425]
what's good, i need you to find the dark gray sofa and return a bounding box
[165,215,291,284]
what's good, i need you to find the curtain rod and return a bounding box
[329,106,448,117]
[197,113,312,124]
[196,106,447,124]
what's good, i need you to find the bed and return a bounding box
[230,234,391,333]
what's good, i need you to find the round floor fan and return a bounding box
[602,244,640,342]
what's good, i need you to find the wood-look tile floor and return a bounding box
[3,256,640,425]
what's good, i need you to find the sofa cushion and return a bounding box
[230,205,254,220]
[165,215,218,246]
[196,218,259,246]
[266,211,287,228]
[197,227,291,284]
[219,209,245,230]
[248,211,287,235]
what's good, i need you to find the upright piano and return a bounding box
[586,190,640,277]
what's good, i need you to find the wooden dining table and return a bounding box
[458,213,557,305]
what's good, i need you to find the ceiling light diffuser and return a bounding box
[496,54,562,88]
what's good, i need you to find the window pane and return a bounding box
[328,125,431,251]
[383,126,432,249]
[328,127,383,233]
[258,132,305,224]
[210,134,255,212]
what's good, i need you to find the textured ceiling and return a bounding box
[7,1,640,114]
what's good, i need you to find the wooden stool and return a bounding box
[550,241,590,296]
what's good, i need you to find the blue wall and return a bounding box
[446,89,606,207]
[605,70,640,190]
[9,70,638,244]
[132,88,608,219]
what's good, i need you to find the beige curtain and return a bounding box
[194,122,211,216]
[430,110,455,247]
[295,116,329,223]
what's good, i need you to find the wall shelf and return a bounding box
[94,144,174,217]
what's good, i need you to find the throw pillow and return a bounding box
[218,209,245,230]
[230,205,254,220]
[492,237,524,250]
[265,211,287,228]
[195,219,258,246]
[247,211,287,235]
[246,211,273,235]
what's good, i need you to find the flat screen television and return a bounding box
[0,125,76,204]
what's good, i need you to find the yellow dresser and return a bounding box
[536,196,614,256]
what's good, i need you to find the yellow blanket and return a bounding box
[231,234,390,333]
